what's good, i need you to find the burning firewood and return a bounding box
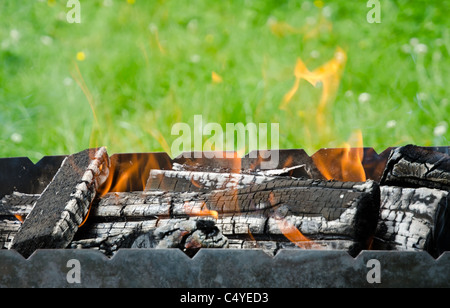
[5,145,450,259]
[9,148,110,258]
[68,177,379,256]
[381,145,450,190]
[2,171,380,257]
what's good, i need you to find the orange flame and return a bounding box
[269,192,317,249]
[77,154,155,228]
[312,130,366,182]
[275,218,315,249]
[78,153,168,228]
[184,201,219,220]
[98,153,163,197]
[98,161,139,197]
[14,214,24,223]
[280,47,347,129]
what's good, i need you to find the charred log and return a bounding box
[381,145,450,190]
[145,168,308,193]
[2,162,380,257]
[0,192,38,249]
[172,149,323,178]
[374,186,450,257]
[132,219,229,257]
[73,177,379,256]
[0,219,21,249]
[10,147,110,258]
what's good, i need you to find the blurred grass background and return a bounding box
[0,0,449,162]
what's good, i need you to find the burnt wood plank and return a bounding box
[10,147,110,258]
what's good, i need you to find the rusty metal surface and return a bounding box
[0,249,448,288]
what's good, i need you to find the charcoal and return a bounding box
[10,147,110,258]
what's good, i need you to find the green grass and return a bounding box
[1,0,449,162]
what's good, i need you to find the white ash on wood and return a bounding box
[10,147,110,258]
[145,167,307,193]
[0,192,38,248]
[374,186,450,257]
[381,145,450,190]
[0,219,20,249]
[174,149,324,179]
[70,216,358,256]
[5,146,450,258]
[133,219,229,255]
[230,239,355,256]
[2,173,381,256]
[71,177,380,256]
[71,218,229,256]
[0,192,38,217]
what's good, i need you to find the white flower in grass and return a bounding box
[419,92,429,101]
[435,38,444,47]
[10,29,20,42]
[358,92,371,104]
[40,35,53,46]
[190,54,201,63]
[148,23,158,33]
[11,133,23,144]
[410,37,419,46]
[322,6,332,18]
[401,44,411,54]
[386,120,397,128]
[63,77,73,86]
[414,43,428,54]
[187,19,198,31]
[1,40,10,50]
[434,122,447,137]
[310,50,320,59]
[301,1,312,10]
